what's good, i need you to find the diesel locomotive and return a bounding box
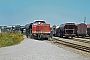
[25,20,51,40]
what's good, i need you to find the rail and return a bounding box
[49,37,90,53]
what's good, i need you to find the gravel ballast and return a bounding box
[0,38,90,60]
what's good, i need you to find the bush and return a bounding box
[0,33,24,47]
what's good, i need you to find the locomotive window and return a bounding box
[34,21,46,25]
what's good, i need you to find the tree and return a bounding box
[52,24,56,28]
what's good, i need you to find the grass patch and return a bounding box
[0,33,24,48]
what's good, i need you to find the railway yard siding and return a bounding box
[0,37,90,60]
[53,37,90,47]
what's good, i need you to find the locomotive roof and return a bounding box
[25,23,33,29]
[25,24,29,28]
[34,20,45,22]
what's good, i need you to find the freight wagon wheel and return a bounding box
[60,35,63,38]
[77,34,79,38]
[60,32,63,38]
[60,34,63,38]
[71,37,74,39]
[82,34,85,38]
[88,34,90,37]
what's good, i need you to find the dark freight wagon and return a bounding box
[75,23,87,37]
[87,24,90,36]
[55,26,60,37]
[55,23,76,38]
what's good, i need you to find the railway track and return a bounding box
[49,37,90,53]
[70,37,90,43]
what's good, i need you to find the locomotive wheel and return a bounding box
[38,34,41,40]
[48,36,52,41]
[30,35,33,39]
[30,34,33,39]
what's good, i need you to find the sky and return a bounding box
[0,0,90,26]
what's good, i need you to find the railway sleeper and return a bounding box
[68,45,90,53]
[54,41,90,52]
[52,38,90,53]
[68,38,90,43]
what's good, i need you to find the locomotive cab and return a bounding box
[33,20,46,25]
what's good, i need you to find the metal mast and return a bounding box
[84,17,86,23]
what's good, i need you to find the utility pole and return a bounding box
[84,17,86,23]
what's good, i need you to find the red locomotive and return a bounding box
[25,20,51,39]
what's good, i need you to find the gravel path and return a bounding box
[0,37,90,60]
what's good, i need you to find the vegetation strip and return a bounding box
[0,33,24,47]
